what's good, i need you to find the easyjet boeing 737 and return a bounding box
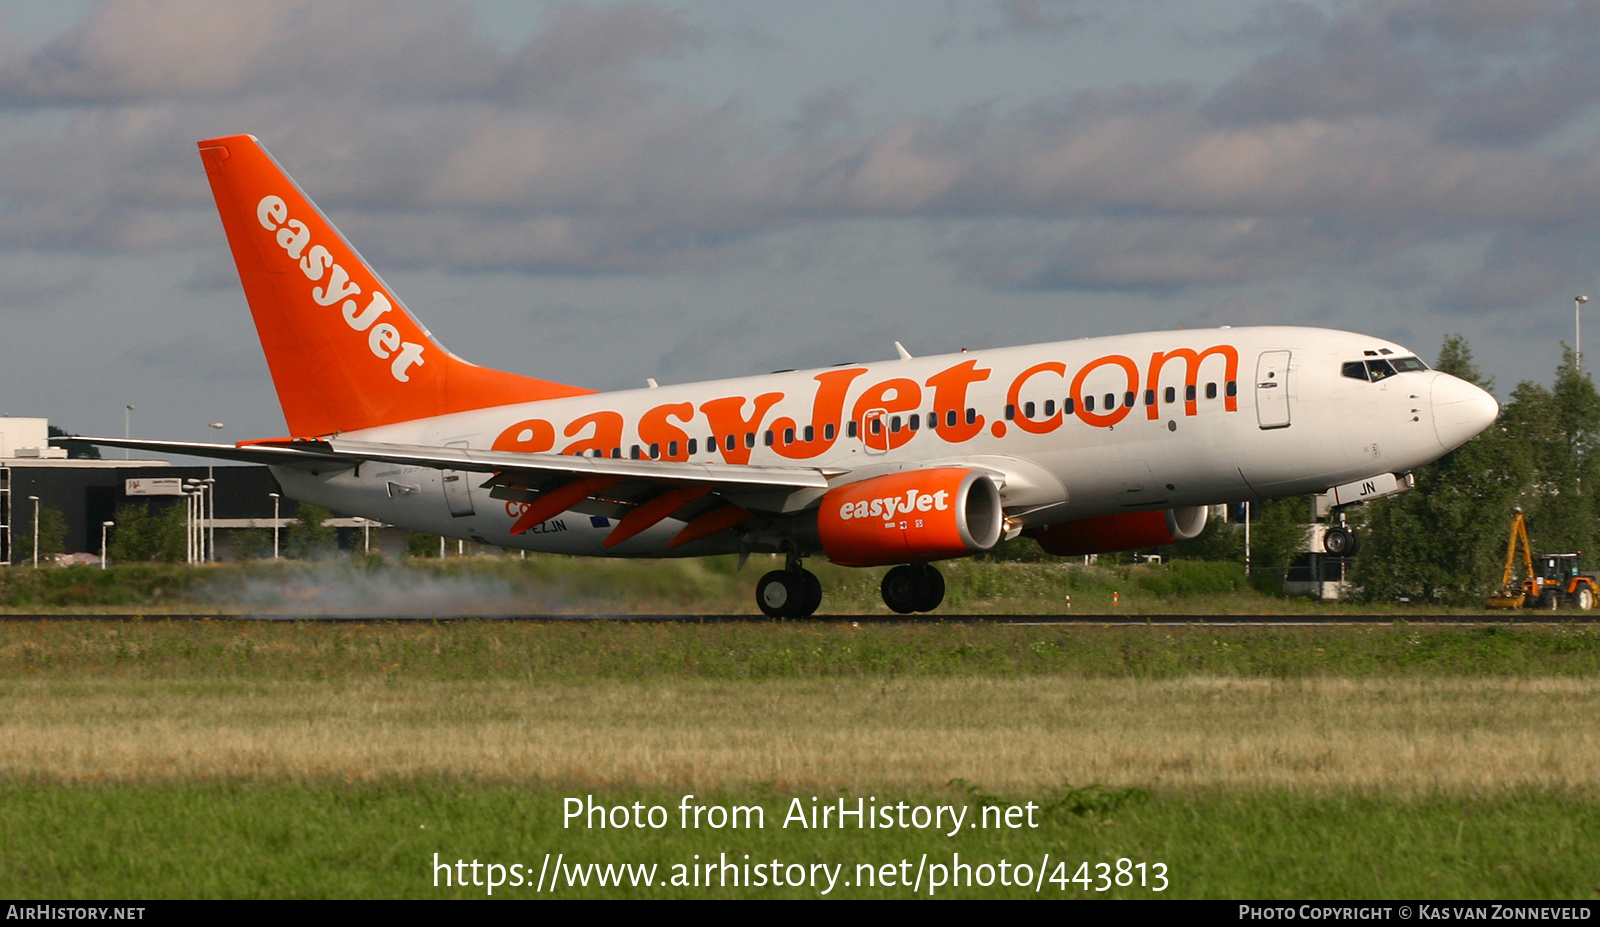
[91,136,1499,615]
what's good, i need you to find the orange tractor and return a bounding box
[1487,509,1600,610]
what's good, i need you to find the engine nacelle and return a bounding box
[1028,506,1209,557]
[817,468,1003,567]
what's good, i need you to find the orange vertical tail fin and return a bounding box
[197,135,592,437]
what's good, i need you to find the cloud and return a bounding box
[0,0,512,104]
[1433,221,1600,316]
[0,0,1596,316]
[992,0,1088,35]
[947,216,1392,292]
[1205,0,1600,143]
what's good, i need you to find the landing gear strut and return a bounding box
[881,563,945,614]
[755,550,823,618]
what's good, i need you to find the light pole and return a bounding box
[269,492,280,559]
[124,405,134,459]
[101,521,113,569]
[203,477,216,563]
[27,495,38,567]
[184,480,201,564]
[182,488,193,564]
[1244,501,1252,576]
[208,423,223,562]
[1578,296,1591,370]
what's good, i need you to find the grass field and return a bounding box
[2,617,1598,898]
[0,554,1522,615]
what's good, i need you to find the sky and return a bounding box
[1,0,1598,446]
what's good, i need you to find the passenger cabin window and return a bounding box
[1185,385,1197,402]
[824,423,836,440]
[1144,390,1155,406]
[784,427,796,444]
[1044,399,1056,416]
[744,432,756,448]
[687,438,697,455]
[1084,395,1095,412]
[1226,380,1237,397]
[1064,397,1074,414]
[1165,386,1176,404]
[847,421,858,438]
[945,410,957,428]
[1123,392,1135,408]
[1005,404,1016,421]
[966,408,977,425]
[1206,383,1217,399]
[1024,401,1036,419]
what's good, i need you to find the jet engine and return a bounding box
[1028,506,1209,557]
[817,468,1003,566]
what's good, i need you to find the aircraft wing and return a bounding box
[326,439,843,489]
[80,437,844,526]
[79,437,345,466]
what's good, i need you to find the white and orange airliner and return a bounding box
[94,136,1498,615]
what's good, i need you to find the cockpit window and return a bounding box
[1346,356,1427,382]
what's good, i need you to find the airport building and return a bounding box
[0,417,404,563]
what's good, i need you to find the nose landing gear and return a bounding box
[881,563,945,614]
[1322,524,1360,556]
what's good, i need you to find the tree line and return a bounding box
[102,501,340,562]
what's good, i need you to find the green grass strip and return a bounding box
[2,780,1594,899]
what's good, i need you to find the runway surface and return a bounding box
[1,612,1594,625]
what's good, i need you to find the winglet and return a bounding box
[197,135,593,437]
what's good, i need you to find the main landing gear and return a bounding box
[756,550,823,618]
[881,563,945,614]
[753,557,948,617]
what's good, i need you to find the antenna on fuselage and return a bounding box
[894,342,913,361]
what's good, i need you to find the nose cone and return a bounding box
[1431,373,1498,451]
